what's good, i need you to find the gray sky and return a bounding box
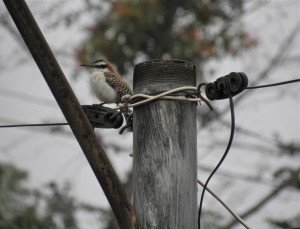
[0,0,299,228]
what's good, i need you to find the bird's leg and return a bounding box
[91,103,106,108]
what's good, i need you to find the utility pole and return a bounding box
[133,60,197,228]
[3,1,138,228]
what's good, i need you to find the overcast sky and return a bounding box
[0,1,299,228]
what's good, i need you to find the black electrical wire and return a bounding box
[0,123,68,128]
[197,77,299,228]
[198,85,235,229]
[244,78,300,89]
[1,78,298,130]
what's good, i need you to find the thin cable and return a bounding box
[0,85,213,130]
[0,123,68,128]
[117,86,213,111]
[198,86,235,229]
[128,86,202,107]
[245,78,300,89]
[197,82,214,110]
[197,179,251,229]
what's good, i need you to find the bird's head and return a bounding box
[80,59,117,74]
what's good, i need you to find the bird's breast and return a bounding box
[90,72,117,103]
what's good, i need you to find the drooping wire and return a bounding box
[244,78,300,89]
[0,123,68,128]
[197,179,251,229]
[198,82,235,229]
[196,77,300,228]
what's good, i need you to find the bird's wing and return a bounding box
[104,72,133,102]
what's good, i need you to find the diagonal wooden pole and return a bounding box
[3,1,138,228]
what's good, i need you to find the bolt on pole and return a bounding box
[133,60,197,228]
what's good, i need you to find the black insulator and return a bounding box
[82,105,123,129]
[205,72,248,100]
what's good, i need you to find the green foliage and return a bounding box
[0,163,102,229]
[44,182,79,229]
[77,0,257,75]
[0,163,31,228]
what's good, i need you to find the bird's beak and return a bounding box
[80,63,92,67]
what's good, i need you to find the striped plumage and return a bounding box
[81,59,132,104]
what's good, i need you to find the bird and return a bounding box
[80,59,133,104]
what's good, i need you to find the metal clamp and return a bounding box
[81,104,123,129]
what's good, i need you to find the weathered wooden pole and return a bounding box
[3,1,138,228]
[133,60,197,228]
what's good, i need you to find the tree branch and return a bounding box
[221,168,299,229]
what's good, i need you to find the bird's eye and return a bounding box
[97,64,106,69]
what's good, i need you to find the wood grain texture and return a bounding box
[3,1,139,228]
[133,60,197,229]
